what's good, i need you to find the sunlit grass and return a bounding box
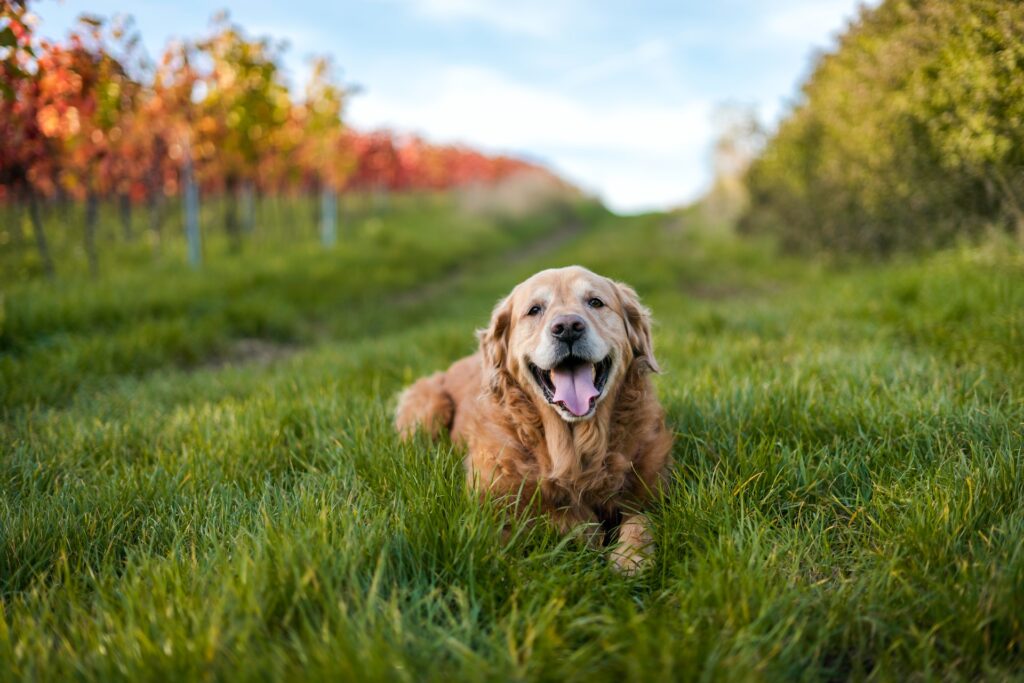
[2,202,1022,680]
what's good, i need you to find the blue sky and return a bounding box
[35,0,873,213]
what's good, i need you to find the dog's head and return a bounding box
[479,266,658,422]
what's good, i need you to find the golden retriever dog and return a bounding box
[395,266,673,573]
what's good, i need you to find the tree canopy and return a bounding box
[740,0,1024,254]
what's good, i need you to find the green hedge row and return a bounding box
[740,0,1024,254]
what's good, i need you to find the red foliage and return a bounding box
[0,7,555,205]
[347,132,544,193]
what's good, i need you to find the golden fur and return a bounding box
[395,266,673,572]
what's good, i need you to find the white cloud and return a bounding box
[348,65,713,212]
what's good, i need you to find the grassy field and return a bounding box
[2,196,1023,680]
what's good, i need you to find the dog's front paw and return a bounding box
[609,514,653,576]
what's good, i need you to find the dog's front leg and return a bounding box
[609,513,653,575]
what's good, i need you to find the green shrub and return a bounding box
[741,0,1024,254]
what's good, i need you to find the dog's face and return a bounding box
[480,266,658,422]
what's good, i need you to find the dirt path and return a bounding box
[390,219,585,307]
[196,220,587,371]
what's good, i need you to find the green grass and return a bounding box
[2,197,1023,681]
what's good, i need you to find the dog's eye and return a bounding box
[588,297,604,309]
[527,305,542,316]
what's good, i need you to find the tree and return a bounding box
[193,14,289,249]
[299,58,354,244]
[1,1,54,275]
[703,104,765,228]
[33,16,141,275]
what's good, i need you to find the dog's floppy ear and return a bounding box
[614,281,660,373]
[477,294,514,394]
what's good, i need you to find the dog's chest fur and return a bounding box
[481,386,653,520]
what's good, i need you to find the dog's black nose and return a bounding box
[550,314,586,344]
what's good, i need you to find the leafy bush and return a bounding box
[740,0,1024,254]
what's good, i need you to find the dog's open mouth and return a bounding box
[529,355,612,418]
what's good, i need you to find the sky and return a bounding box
[34,0,874,213]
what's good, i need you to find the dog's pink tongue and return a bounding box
[551,364,598,416]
